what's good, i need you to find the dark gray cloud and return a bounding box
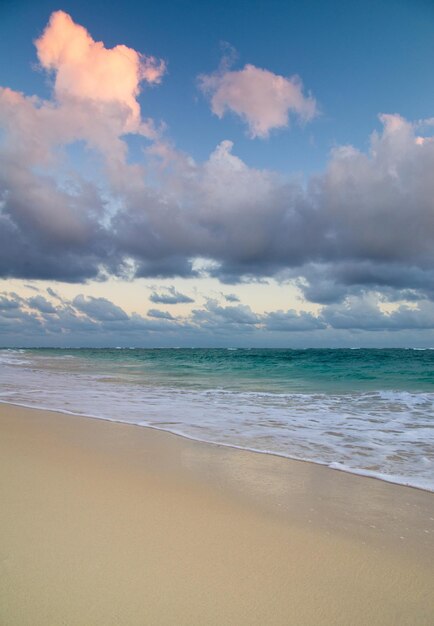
[149,286,194,305]
[0,147,112,282]
[294,262,434,305]
[136,258,198,279]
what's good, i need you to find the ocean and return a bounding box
[1,347,433,491]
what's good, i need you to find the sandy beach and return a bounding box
[1,403,433,625]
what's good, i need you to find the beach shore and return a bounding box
[1,403,433,625]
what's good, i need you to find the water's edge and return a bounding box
[2,398,433,494]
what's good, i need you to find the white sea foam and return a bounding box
[0,349,31,366]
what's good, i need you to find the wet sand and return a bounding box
[1,403,433,625]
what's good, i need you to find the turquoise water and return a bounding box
[22,347,434,392]
[1,348,433,490]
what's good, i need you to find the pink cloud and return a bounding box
[199,63,317,138]
[0,10,169,216]
[35,11,166,132]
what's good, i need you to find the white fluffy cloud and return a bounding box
[199,62,317,138]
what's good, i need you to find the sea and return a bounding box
[1,347,433,491]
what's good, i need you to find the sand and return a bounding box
[0,403,433,625]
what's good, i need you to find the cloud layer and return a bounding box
[1,288,434,347]
[0,11,434,316]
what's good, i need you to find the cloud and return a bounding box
[224,293,240,302]
[28,295,57,314]
[35,10,165,133]
[72,295,129,321]
[192,300,259,330]
[199,61,317,138]
[321,297,434,331]
[0,294,21,311]
[264,309,325,332]
[147,308,176,320]
[47,287,62,300]
[294,262,434,305]
[149,286,194,304]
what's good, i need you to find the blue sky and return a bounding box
[1,0,434,346]
[2,0,434,173]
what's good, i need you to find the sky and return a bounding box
[1,0,434,347]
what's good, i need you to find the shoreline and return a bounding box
[1,398,432,495]
[1,403,434,625]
